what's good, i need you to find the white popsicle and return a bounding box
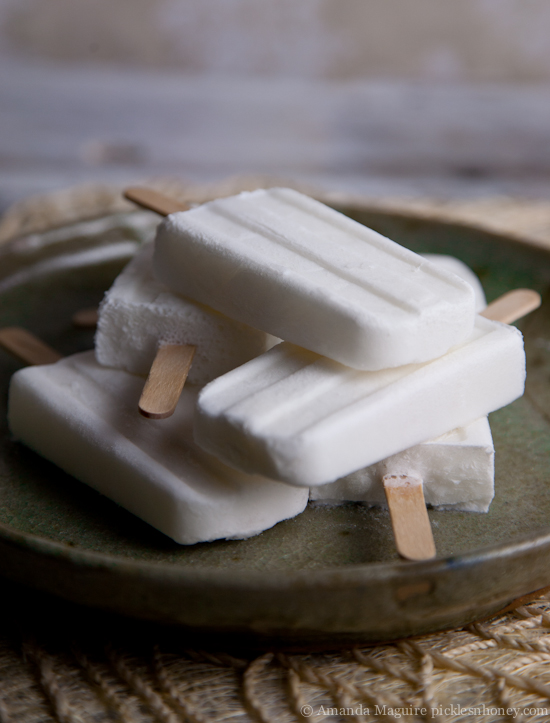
[154,188,476,370]
[195,315,525,487]
[310,417,494,512]
[310,255,491,511]
[95,243,279,387]
[8,351,308,544]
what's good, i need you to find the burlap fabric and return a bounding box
[2,178,550,722]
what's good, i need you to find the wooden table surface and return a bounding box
[2,60,550,214]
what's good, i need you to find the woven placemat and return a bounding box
[2,582,550,723]
[2,178,550,723]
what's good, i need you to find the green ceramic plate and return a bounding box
[1,206,550,647]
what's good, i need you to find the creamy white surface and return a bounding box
[421,254,486,312]
[311,417,494,512]
[312,256,491,510]
[8,352,308,544]
[154,188,476,370]
[95,243,279,386]
[195,316,525,487]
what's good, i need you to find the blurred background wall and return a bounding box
[3,0,550,81]
[1,0,550,209]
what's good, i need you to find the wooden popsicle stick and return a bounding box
[125,187,192,418]
[139,344,196,419]
[72,307,99,328]
[383,474,436,561]
[480,288,541,325]
[0,327,62,366]
[124,187,188,217]
[383,286,540,561]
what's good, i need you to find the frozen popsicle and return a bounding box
[315,288,537,561]
[8,351,308,544]
[310,417,494,512]
[95,243,279,387]
[153,187,477,370]
[194,311,526,488]
[309,256,490,509]
[85,255,483,334]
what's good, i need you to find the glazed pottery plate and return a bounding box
[1,205,550,647]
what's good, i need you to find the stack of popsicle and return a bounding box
[6,187,535,557]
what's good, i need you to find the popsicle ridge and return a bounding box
[206,203,420,314]
[222,349,361,435]
[185,190,472,313]
[268,187,469,291]
[195,316,525,486]
[238,325,491,437]
[154,187,476,370]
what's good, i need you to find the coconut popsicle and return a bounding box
[95,243,279,387]
[153,187,476,371]
[311,256,492,511]
[194,314,525,487]
[310,417,495,512]
[96,246,480,402]
[8,351,308,544]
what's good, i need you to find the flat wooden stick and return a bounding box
[123,185,193,419]
[0,327,62,365]
[382,286,540,561]
[124,187,188,217]
[383,474,436,561]
[139,344,196,419]
[72,307,99,328]
[480,288,541,324]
